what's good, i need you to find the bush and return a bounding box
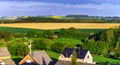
[32,38,53,50]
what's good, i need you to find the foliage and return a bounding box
[53,38,83,45]
[51,42,68,53]
[1,26,120,64]
[46,50,60,62]
[32,38,53,50]
[43,30,55,39]
[7,38,29,56]
[70,49,78,65]
[26,30,37,38]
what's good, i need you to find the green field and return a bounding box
[46,50,60,62]
[93,55,120,64]
[53,38,83,45]
[0,26,106,33]
[76,29,106,33]
[0,26,43,33]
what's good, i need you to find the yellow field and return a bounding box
[0,23,120,29]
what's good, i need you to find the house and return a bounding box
[0,47,16,65]
[55,60,97,65]
[19,51,53,65]
[58,48,95,64]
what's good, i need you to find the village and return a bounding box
[0,46,96,65]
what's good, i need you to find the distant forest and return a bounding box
[1,15,120,23]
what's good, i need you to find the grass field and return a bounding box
[0,26,44,33]
[46,50,60,62]
[93,55,120,64]
[0,23,120,30]
[0,26,107,33]
[53,38,83,44]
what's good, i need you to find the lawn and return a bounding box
[46,50,60,63]
[53,38,83,45]
[0,26,106,34]
[93,55,120,64]
[76,29,106,33]
[0,26,43,33]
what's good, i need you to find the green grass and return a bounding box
[76,29,106,33]
[93,55,120,64]
[0,26,107,34]
[12,56,22,64]
[46,50,60,62]
[0,26,43,33]
[53,38,83,45]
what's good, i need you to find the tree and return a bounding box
[102,48,108,56]
[106,61,111,65]
[99,31,106,41]
[43,30,54,39]
[52,42,66,53]
[14,33,25,38]
[106,29,114,43]
[59,28,68,37]
[7,38,29,56]
[32,38,53,50]
[70,49,78,65]
[26,30,36,38]
[68,27,76,35]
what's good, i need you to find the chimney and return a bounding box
[78,47,80,54]
[28,40,33,55]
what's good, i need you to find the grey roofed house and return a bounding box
[32,51,53,65]
[55,60,97,65]
[0,47,16,65]
[0,47,11,57]
[19,51,54,65]
[62,48,88,59]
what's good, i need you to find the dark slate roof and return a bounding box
[55,60,97,65]
[62,48,88,59]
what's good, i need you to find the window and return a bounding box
[26,59,32,63]
[0,61,5,65]
[87,56,89,59]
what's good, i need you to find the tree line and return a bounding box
[2,15,120,23]
[0,27,120,60]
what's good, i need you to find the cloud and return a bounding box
[0,0,120,4]
[0,1,120,16]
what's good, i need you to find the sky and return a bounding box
[0,0,120,16]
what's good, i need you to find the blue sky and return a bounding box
[0,0,120,16]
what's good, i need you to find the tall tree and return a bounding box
[26,30,36,38]
[43,30,54,39]
[71,49,78,65]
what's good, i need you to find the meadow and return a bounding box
[0,26,106,33]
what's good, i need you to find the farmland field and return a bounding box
[0,23,120,29]
[93,55,120,64]
[0,26,106,33]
